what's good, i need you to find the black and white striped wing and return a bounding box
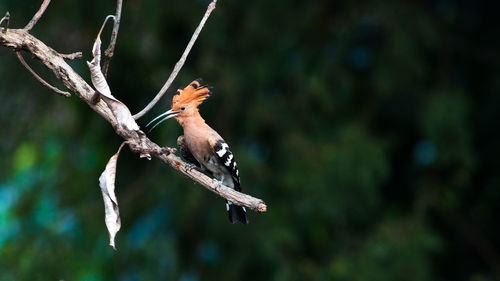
[209,137,249,224]
[212,139,241,191]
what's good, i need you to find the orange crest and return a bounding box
[171,78,212,111]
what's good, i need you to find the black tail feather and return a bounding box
[226,201,249,224]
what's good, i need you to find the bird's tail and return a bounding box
[226,201,249,224]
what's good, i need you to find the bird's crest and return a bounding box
[172,78,212,110]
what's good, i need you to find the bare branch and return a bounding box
[60,51,83,60]
[16,51,71,98]
[102,0,123,77]
[1,29,116,124]
[0,28,267,213]
[24,0,51,31]
[133,0,218,120]
[0,12,9,33]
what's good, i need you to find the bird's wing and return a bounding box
[177,135,202,168]
[208,136,242,191]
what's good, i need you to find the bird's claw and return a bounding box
[214,179,224,190]
[186,163,197,170]
[186,163,204,173]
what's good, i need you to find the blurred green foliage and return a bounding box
[1,0,500,280]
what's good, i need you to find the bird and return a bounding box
[146,78,249,224]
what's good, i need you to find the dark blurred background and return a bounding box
[1,0,500,280]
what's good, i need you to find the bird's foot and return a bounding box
[184,163,205,173]
[215,179,225,190]
[186,163,197,171]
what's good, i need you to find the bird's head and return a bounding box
[146,78,212,130]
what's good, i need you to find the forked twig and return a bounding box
[102,0,123,77]
[24,0,51,31]
[132,0,218,120]
[16,51,71,97]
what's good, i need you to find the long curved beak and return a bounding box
[146,109,180,132]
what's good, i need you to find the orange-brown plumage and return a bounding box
[172,80,210,107]
[170,79,211,124]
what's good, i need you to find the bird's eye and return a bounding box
[180,106,186,110]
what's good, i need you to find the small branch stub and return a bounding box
[60,52,83,60]
[258,203,267,213]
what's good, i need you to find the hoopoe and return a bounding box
[147,78,249,224]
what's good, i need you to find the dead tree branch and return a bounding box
[133,0,218,120]
[102,0,123,77]
[0,28,267,213]
[16,51,71,97]
[24,0,51,31]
